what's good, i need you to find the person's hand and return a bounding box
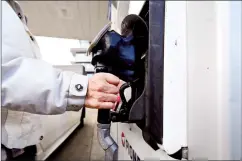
[84,73,124,109]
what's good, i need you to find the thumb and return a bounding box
[104,73,120,86]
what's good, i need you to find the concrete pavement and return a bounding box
[47,109,105,161]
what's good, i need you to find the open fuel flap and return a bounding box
[87,1,186,160]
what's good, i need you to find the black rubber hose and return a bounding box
[97,109,111,124]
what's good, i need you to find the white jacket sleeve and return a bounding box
[1,1,89,115]
[1,59,89,115]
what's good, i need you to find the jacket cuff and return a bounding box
[66,73,89,111]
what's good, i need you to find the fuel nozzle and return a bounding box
[89,14,148,123]
[110,82,132,122]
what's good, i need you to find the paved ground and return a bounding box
[47,109,105,161]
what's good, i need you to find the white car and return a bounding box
[36,64,86,160]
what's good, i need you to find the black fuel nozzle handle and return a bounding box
[119,78,139,106]
[118,82,131,106]
[97,83,131,124]
[110,81,135,122]
[111,82,130,112]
